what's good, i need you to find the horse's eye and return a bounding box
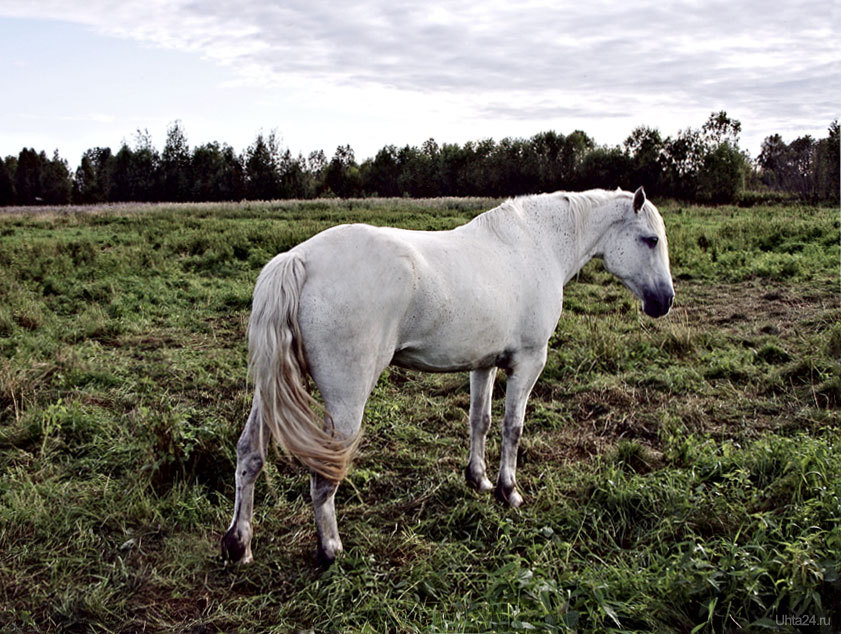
[641,236,659,249]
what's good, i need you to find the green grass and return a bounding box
[1,198,839,632]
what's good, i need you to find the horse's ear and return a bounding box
[633,186,646,213]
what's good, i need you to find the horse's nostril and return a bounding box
[668,294,674,308]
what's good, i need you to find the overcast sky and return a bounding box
[1,0,838,167]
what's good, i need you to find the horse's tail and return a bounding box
[248,252,358,483]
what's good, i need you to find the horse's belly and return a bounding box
[390,345,505,372]
[390,316,515,372]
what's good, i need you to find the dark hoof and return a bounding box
[494,483,523,508]
[494,484,508,504]
[316,543,336,568]
[464,465,494,492]
[316,536,343,568]
[464,465,480,489]
[221,528,247,563]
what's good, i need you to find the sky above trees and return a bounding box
[1,1,837,165]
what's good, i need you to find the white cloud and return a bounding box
[1,0,837,157]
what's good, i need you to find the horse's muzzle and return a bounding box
[642,286,674,318]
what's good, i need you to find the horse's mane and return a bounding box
[473,189,631,248]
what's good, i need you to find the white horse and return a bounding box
[222,187,674,566]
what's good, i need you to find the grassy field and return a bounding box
[0,197,839,633]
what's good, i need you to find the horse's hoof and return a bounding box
[477,477,494,492]
[494,483,523,508]
[221,527,251,563]
[507,490,524,508]
[464,465,494,492]
[316,539,343,568]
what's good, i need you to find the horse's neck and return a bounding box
[519,194,623,285]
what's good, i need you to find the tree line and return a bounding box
[0,113,837,207]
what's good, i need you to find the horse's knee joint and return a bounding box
[238,454,263,480]
[236,433,253,454]
[311,487,337,505]
[503,424,523,443]
[310,473,339,500]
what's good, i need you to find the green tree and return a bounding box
[696,142,747,203]
[757,133,788,189]
[306,150,328,197]
[110,144,135,201]
[324,145,360,197]
[42,151,72,205]
[701,110,742,148]
[624,126,665,193]
[657,112,746,202]
[161,121,191,201]
[411,138,441,198]
[109,131,161,201]
[661,128,704,199]
[365,145,401,197]
[0,156,15,205]
[396,145,428,197]
[529,131,566,192]
[558,130,595,189]
[815,120,839,203]
[490,137,539,196]
[278,150,309,199]
[245,132,281,200]
[14,148,43,205]
[765,135,817,200]
[459,139,496,195]
[577,146,632,190]
[789,136,820,200]
[73,147,113,203]
[694,111,748,203]
[131,129,162,201]
[190,142,244,201]
[438,142,468,196]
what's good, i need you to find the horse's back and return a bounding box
[294,222,476,309]
[292,222,549,373]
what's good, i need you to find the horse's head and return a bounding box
[601,187,674,318]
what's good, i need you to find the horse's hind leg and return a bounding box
[465,367,497,492]
[221,397,266,563]
[309,394,371,566]
[310,470,342,566]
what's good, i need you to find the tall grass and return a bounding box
[0,198,839,632]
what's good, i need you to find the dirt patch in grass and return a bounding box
[522,279,839,469]
[678,278,838,335]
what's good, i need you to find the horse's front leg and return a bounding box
[221,398,266,563]
[495,348,547,508]
[465,367,497,492]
